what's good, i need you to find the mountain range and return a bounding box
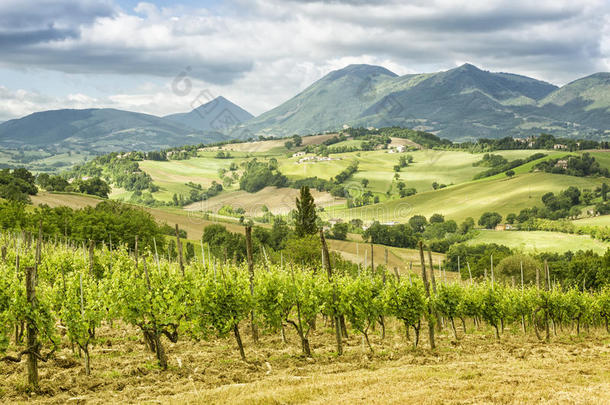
[0,64,608,152]
[236,63,609,140]
[0,98,248,152]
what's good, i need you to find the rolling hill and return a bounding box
[0,108,231,153]
[235,64,609,140]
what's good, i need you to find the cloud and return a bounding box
[0,0,608,118]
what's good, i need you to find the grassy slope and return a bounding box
[336,171,606,223]
[468,230,608,254]
[139,153,241,201]
[573,215,610,227]
[184,186,342,216]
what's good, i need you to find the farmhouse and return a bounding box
[555,159,569,169]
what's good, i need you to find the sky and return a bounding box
[0,0,608,121]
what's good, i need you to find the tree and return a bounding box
[294,186,318,237]
[361,178,369,188]
[408,215,427,233]
[459,217,475,234]
[505,170,515,178]
[292,134,303,147]
[330,223,348,240]
[601,183,608,202]
[75,177,111,198]
[478,212,502,229]
[562,186,581,206]
[429,213,445,224]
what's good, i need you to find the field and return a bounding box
[2,322,608,404]
[31,192,102,209]
[184,186,343,216]
[0,150,93,173]
[467,230,609,254]
[573,215,610,227]
[338,171,606,223]
[135,144,565,209]
[139,153,244,202]
[327,238,447,276]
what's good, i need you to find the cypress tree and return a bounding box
[295,186,318,237]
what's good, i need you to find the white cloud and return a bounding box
[0,0,608,119]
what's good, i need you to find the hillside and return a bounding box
[164,96,253,132]
[0,108,229,153]
[235,64,609,140]
[341,171,605,223]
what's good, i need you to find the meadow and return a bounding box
[467,229,609,254]
[338,171,606,223]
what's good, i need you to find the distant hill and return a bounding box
[164,96,253,132]
[0,108,228,152]
[234,64,609,141]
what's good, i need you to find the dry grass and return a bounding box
[183,186,344,216]
[327,239,450,278]
[2,320,608,404]
[31,193,102,209]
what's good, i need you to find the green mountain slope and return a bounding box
[0,108,228,152]
[236,64,398,136]
[236,64,609,141]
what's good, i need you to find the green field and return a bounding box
[0,149,93,173]
[467,230,609,254]
[573,215,610,227]
[139,153,243,201]
[130,145,610,224]
[335,171,606,223]
[588,150,610,169]
[280,149,490,197]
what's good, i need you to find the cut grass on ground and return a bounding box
[1,320,608,404]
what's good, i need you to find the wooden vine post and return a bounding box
[245,226,259,343]
[134,235,139,269]
[427,249,441,331]
[320,229,342,355]
[418,241,435,350]
[175,224,185,276]
[544,260,550,342]
[370,243,374,274]
[26,265,39,390]
[88,239,95,275]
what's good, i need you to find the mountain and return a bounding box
[235,64,609,140]
[535,73,610,130]
[236,64,398,136]
[164,96,253,132]
[0,108,228,152]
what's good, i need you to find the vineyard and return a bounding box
[1,228,609,403]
